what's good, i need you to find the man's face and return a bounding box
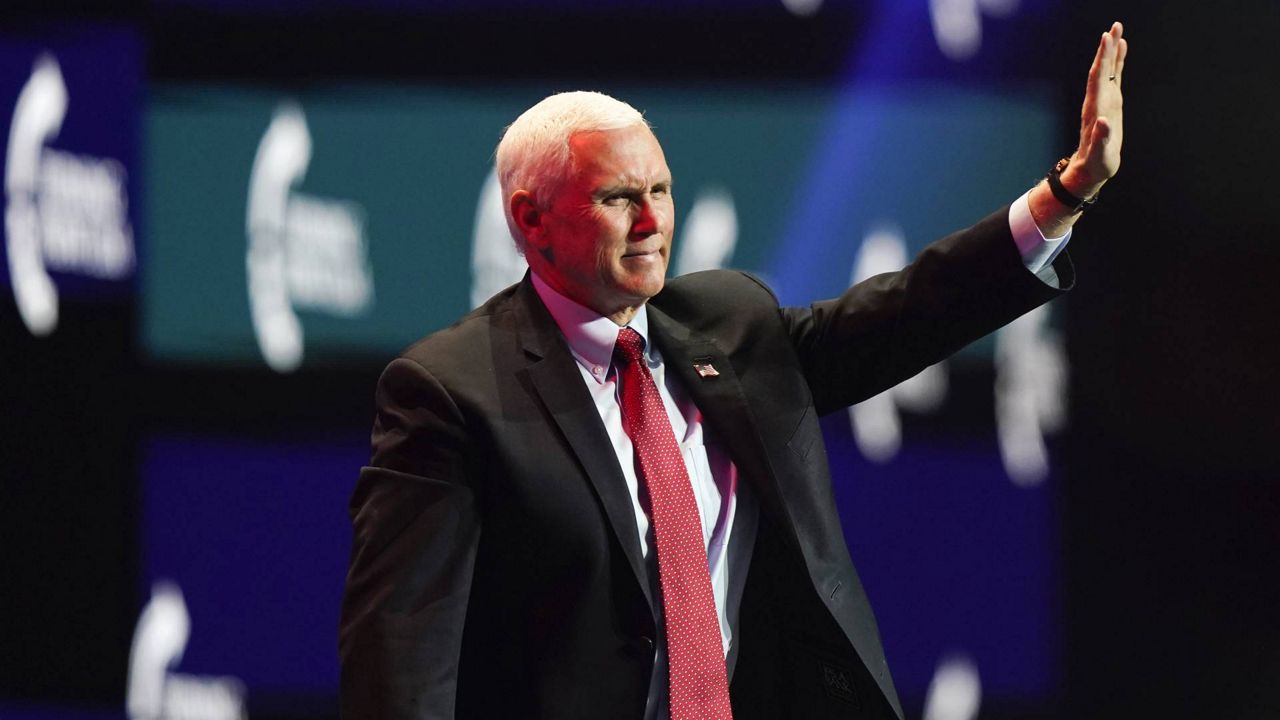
[535,124,674,321]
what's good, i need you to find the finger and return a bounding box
[1082,32,1107,135]
[1102,29,1119,81]
[1115,37,1128,82]
[1087,31,1106,86]
[1107,22,1125,83]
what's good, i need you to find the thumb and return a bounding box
[1091,117,1111,150]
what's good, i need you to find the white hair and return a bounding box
[495,91,649,248]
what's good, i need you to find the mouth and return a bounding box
[622,244,663,259]
[620,249,664,267]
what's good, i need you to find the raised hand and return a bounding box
[1065,21,1127,199]
[1028,22,1128,235]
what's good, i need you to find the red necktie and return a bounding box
[613,327,734,719]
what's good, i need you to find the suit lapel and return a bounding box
[511,279,656,615]
[646,305,805,558]
[509,277,806,618]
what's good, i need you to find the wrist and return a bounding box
[1058,156,1106,201]
[1028,181,1075,238]
[1044,156,1102,215]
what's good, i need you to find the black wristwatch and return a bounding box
[1046,157,1097,213]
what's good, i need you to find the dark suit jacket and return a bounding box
[339,206,1072,719]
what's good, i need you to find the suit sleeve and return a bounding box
[777,206,1073,415]
[339,357,479,720]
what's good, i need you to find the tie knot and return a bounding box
[613,327,646,366]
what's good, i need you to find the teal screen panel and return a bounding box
[143,84,1055,369]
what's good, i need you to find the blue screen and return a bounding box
[141,434,365,695]
[0,27,141,302]
[825,415,1058,699]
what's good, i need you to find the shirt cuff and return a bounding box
[1008,189,1071,275]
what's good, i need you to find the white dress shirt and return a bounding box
[529,190,1067,719]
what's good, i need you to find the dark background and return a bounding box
[2,1,1277,718]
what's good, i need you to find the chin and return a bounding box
[612,267,666,297]
[634,274,666,300]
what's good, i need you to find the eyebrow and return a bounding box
[593,178,674,198]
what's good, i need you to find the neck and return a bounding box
[607,305,641,326]
[529,268,645,327]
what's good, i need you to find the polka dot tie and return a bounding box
[613,327,734,719]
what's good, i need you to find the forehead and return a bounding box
[566,124,670,185]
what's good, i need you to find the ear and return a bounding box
[510,190,546,249]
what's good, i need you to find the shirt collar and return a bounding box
[530,271,652,384]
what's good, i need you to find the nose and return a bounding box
[630,195,663,237]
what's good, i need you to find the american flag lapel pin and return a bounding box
[692,357,720,378]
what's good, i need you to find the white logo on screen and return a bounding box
[994,304,1065,485]
[126,581,247,720]
[674,187,737,278]
[4,53,135,336]
[469,166,527,309]
[247,102,374,373]
[930,0,1020,61]
[847,223,949,463]
[923,654,982,720]
[847,223,1065,482]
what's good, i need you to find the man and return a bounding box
[340,23,1127,720]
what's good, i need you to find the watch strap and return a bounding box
[1046,157,1097,213]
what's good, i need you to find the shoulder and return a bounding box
[652,269,779,324]
[648,270,794,357]
[394,281,525,384]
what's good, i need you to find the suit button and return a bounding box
[640,636,655,652]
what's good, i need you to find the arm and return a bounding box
[782,206,1066,415]
[339,357,478,720]
[1030,21,1128,236]
[781,22,1129,413]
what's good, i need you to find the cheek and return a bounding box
[594,243,612,268]
[594,242,622,279]
[658,200,676,234]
